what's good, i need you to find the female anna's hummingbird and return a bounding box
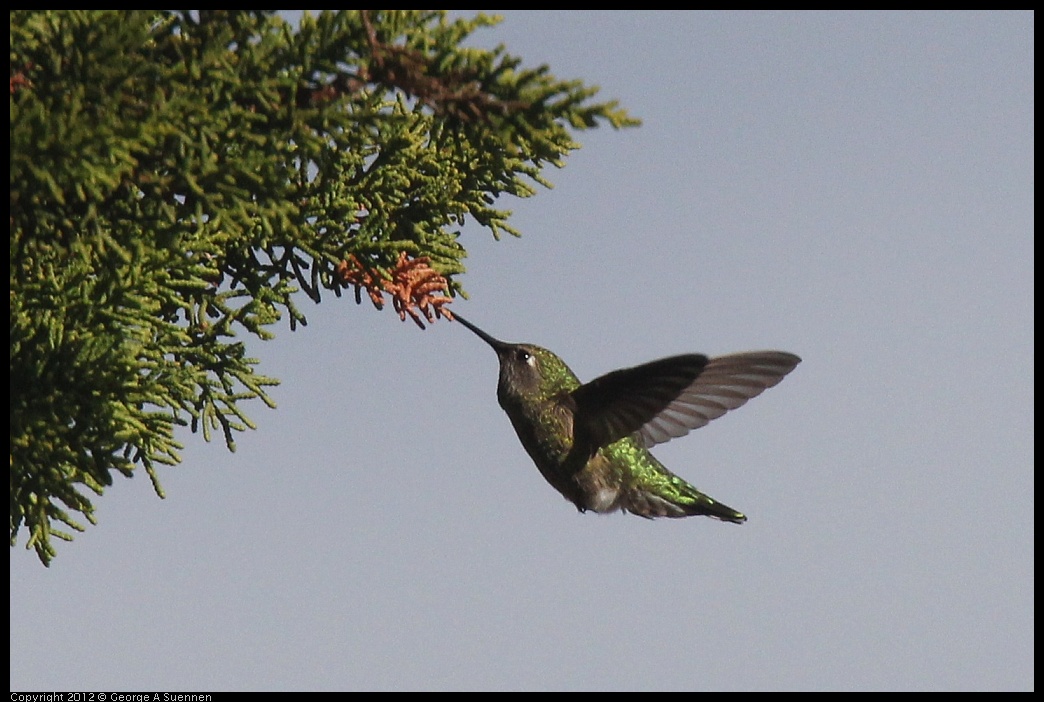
[452,314,800,522]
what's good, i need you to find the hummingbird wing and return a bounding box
[570,351,801,450]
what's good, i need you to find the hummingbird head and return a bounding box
[453,314,578,405]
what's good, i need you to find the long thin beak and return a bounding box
[452,314,510,352]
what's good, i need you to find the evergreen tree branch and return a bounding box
[9,10,639,565]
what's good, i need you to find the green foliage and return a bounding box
[9,10,638,565]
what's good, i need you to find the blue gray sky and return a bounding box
[10,11,1033,691]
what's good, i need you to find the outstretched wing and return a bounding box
[571,351,801,450]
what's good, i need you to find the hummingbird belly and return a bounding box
[586,485,622,512]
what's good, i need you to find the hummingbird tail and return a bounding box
[624,484,747,523]
[683,496,747,524]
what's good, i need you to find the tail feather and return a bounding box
[623,484,747,523]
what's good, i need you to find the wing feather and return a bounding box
[571,351,800,450]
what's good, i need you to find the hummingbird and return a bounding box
[452,314,800,522]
